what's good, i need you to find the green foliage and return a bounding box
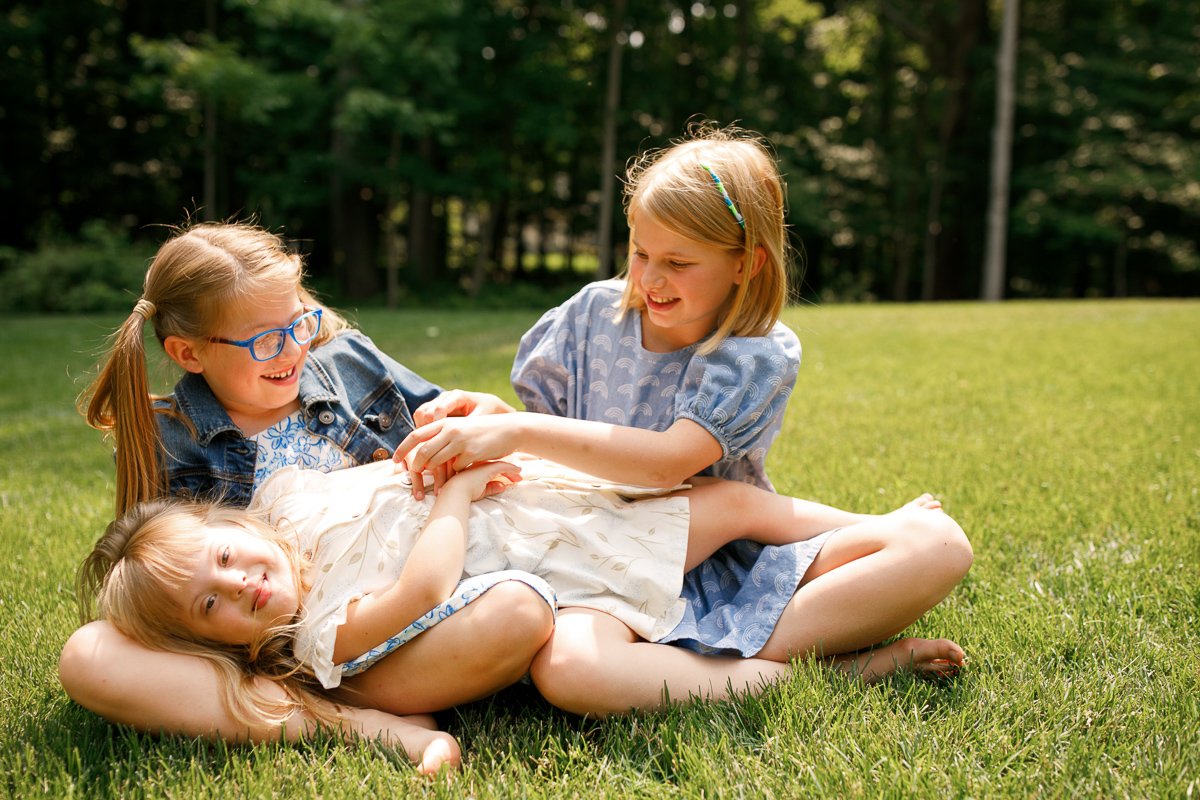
[2,301,1198,797]
[0,222,155,313]
[1,0,1197,300]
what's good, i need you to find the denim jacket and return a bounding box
[157,330,442,507]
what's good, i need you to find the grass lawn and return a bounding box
[1,299,1197,797]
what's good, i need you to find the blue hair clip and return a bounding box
[700,163,746,230]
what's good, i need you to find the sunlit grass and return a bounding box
[1,300,1197,797]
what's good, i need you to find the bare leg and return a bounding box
[59,622,460,771]
[756,503,972,663]
[531,495,970,717]
[529,608,789,718]
[59,581,554,736]
[337,580,554,714]
[678,480,873,570]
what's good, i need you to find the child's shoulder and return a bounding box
[567,279,626,309]
[713,320,801,362]
[533,280,627,335]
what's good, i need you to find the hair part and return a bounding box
[618,122,790,355]
[78,221,351,518]
[77,497,334,728]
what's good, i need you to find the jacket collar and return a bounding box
[172,372,240,446]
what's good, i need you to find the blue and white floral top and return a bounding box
[512,280,830,657]
[251,412,353,489]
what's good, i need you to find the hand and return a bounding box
[394,414,527,499]
[413,390,515,426]
[441,460,522,502]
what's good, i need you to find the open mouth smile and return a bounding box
[645,293,680,311]
[262,365,296,382]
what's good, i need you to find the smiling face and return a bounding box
[166,291,313,435]
[628,215,748,352]
[174,521,301,647]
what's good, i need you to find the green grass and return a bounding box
[2,300,1197,797]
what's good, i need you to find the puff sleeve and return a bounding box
[673,324,801,464]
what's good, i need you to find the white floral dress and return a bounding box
[251,457,691,689]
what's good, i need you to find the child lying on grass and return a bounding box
[77,455,971,773]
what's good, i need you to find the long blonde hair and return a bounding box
[80,222,350,518]
[77,498,335,728]
[619,123,790,355]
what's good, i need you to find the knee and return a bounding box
[469,580,555,660]
[907,511,973,582]
[527,627,607,715]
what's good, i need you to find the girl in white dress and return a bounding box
[79,457,969,770]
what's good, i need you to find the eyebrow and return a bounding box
[230,306,308,338]
[631,238,695,258]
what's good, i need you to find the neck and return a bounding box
[229,400,301,437]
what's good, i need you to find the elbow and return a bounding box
[646,473,688,489]
[58,621,117,717]
[646,460,701,489]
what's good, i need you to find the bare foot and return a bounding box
[415,732,462,777]
[894,493,943,513]
[834,637,965,683]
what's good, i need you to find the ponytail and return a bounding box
[80,220,352,517]
[80,302,167,518]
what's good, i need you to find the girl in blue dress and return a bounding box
[395,125,973,716]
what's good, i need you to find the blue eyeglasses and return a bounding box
[209,308,323,361]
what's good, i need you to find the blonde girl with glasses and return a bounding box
[60,222,554,747]
[394,123,972,716]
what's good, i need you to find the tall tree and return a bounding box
[596,0,627,280]
[982,0,1020,301]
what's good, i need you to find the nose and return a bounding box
[218,569,247,598]
[279,329,305,358]
[642,260,667,288]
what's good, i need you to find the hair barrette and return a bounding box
[699,163,746,230]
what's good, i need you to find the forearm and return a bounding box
[61,621,375,744]
[506,413,721,488]
[334,490,470,663]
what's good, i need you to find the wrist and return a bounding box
[434,477,475,504]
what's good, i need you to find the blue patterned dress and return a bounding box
[513,280,832,656]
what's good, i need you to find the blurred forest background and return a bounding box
[1,0,1197,311]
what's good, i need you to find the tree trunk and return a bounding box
[330,126,377,298]
[202,0,218,221]
[983,0,1019,301]
[408,135,435,283]
[469,201,495,298]
[904,0,986,300]
[382,133,403,308]
[596,0,626,279]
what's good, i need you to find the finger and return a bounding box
[488,461,523,483]
[392,437,414,464]
[432,463,450,494]
[392,426,436,464]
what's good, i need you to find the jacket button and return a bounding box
[378,413,393,430]
[372,448,390,461]
[318,410,335,425]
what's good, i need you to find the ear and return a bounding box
[163,335,206,374]
[734,246,768,285]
